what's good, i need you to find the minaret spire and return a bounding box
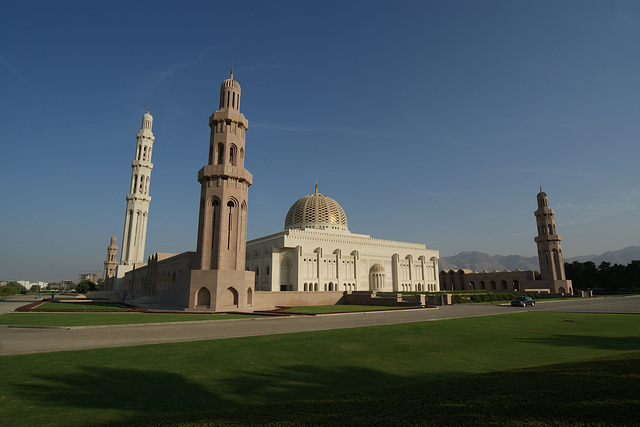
[534,189,573,294]
[103,235,118,282]
[120,109,155,265]
[196,72,251,271]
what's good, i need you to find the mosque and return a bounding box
[101,71,440,311]
[246,185,440,294]
[101,70,574,310]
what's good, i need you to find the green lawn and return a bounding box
[281,304,413,313]
[0,312,258,326]
[1,311,639,426]
[35,302,133,310]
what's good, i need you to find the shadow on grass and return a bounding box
[10,363,438,426]
[521,334,640,351]
[107,351,640,426]
[11,366,223,415]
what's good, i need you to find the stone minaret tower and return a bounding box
[103,235,118,281]
[534,188,573,294]
[195,69,252,270]
[189,69,255,311]
[121,110,154,265]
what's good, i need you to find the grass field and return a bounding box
[35,302,133,310]
[0,312,258,326]
[1,311,639,426]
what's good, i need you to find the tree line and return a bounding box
[564,260,640,292]
[0,280,100,296]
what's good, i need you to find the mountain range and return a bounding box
[439,246,640,272]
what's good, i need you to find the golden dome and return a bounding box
[284,191,348,231]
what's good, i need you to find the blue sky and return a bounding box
[1,1,638,282]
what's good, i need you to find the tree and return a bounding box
[46,282,61,291]
[75,280,98,294]
[0,285,18,296]
[565,260,639,292]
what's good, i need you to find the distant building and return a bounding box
[78,273,98,283]
[440,269,535,292]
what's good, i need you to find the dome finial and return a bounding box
[315,179,318,193]
[230,61,234,80]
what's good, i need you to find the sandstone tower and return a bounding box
[120,110,154,265]
[188,69,255,310]
[103,235,118,281]
[534,188,573,294]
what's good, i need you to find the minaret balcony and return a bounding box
[198,164,253,184]
[131,160,153,168]
[209,110,248,127]
[126,193,152,203]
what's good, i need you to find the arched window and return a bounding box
[211,199,219,251]
[229,145,237,165]
[217,143,224,165]
[227,201,234,250]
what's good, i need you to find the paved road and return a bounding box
[1,296,638,355]
[0,295,43,315]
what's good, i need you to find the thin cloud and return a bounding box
[0,56,27,83]
[150,47,218,84]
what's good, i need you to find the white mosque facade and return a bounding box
[247,189,440,293]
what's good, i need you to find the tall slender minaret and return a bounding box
[189,69,254,311]
[103,235,118,281]
[195,68,252,270]
[534,188,573,294]
[120,110,154,265]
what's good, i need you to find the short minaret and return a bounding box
[189,69,255,311]
[120,110,154,265]
[103,235,118,281]
[534,188,573,294]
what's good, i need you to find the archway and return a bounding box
[196,287,211,309]
[223,286,239,307]
[246,288,253,306]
